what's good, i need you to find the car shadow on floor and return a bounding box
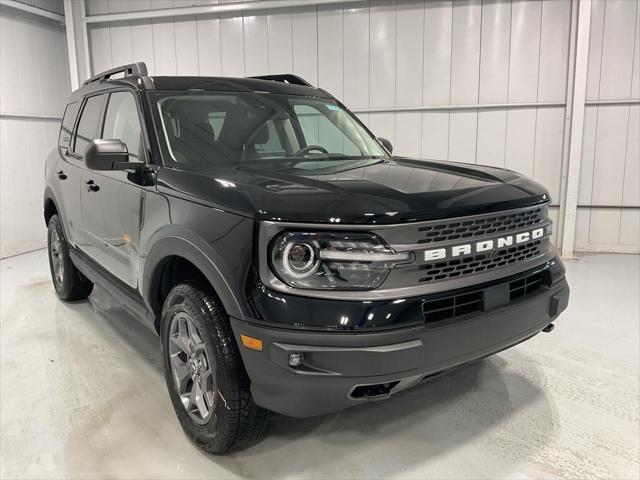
[70,286,557,478]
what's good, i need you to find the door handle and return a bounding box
[57,170,67,180]
[86,180,100,192]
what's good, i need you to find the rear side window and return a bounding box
[74,95,105,155]
[58,102,80,148]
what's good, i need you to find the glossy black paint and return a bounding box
[155,157,549,225]
[42,67,573,418]
[84,139,133,171]
[45,70,554,331]
[247,259,565,331]
[233,275,569,417]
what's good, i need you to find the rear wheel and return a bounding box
[160,282,269,454]
[47,214,93,301]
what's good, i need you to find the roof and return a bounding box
[148,76,331,98]
[70,62,331,100]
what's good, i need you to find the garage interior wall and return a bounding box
[576,0,639,252]
[0,0,638,259]
[0,0,70,258]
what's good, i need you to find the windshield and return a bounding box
[150,91,387,170]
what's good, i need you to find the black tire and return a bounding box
[160,282,269,454]
[47,214,93,301]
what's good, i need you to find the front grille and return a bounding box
[422,268,550,324]
[422,291,484,323]
[417,207,545,244]
[510,270,546,300]
[419,239,543,283]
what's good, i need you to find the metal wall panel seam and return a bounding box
[502,0,514,170]
[618,4,639,243]
[585,1,608,248]
[446,1,453,161]
[473,0,484,165]
[418,0,426,157]
[393,0,397,147]
[194,13,201,75]
[531,0,545,185]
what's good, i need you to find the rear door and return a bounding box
[80,90,145,288]
[54,101,84,245]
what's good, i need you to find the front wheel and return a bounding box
[160,282,269,454]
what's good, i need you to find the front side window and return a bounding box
[58,101,80,148]
[74,94,105,155]
[103,92,143,162]
[151,91,387,171]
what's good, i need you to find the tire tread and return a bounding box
[47,215,93,301]
[161,282,269,454]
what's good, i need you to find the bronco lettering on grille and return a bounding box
[424,227,548,262]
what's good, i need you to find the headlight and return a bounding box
[269,231,411,290]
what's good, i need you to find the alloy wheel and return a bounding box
[168,312,216,425]
[49,229,64,286]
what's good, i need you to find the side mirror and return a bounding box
[84,139,131,171]
[378,137,393,154]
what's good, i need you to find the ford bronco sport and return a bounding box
[44,62,570,454]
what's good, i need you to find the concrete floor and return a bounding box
[0,250,638,479]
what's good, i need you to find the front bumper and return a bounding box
[231,273,569,417]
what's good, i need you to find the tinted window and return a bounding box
[58,102,80,148]
[103,92,143,162]
[74,95,105,155]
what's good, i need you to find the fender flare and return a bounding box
[43,187,60,223]
[42,187,71,240]
[141,231,246,321]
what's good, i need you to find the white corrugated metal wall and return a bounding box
[1,0,638,258]
[576,0,639,252]
[79,0,640,254]
[0,1,70,258]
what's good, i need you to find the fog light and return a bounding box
[288,352,304,367]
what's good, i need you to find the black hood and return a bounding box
[155,157,550,224]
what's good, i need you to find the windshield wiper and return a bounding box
[287,155,384,162]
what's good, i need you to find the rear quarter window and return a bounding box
[58,102,80,148]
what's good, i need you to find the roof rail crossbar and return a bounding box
[248,74,312,87]
[83,62,148,86]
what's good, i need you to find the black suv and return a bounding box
[44,62,569,454]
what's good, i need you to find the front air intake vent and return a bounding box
[509,270,547,300]
[417,207,545,244]
[419,240,543,283]
[422,291,484,323]
[422,267,552,325]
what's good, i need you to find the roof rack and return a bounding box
[248,74,313,87]
[83,62,148,86]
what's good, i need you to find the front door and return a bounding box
[80,91,145,288]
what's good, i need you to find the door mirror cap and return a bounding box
[84,139,132,171]
[377,137,393,155]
